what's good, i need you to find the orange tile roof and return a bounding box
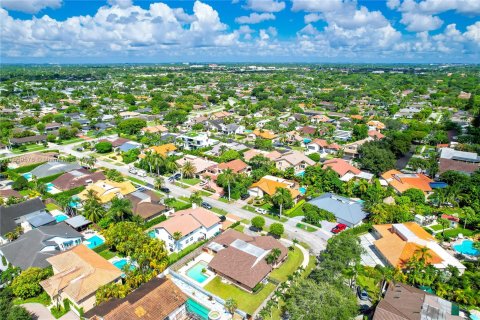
[253,129,276,140]
[381,170,433,193]
[250,177,300,198]
[148,143,177,157]
[373,223,442,268]
[151,207,220,236]
[218,159,248,173]
[323,158,361,176]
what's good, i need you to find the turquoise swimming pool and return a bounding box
[23,173,33,180]
[186,261,208,283]
[186,298,210,320]
[453,240,479,256]
[46,183,54,192]
[148,230,156,238]
[55,214,68,223]
[113,258,135,271]
[299,187,306,194]
[85,235,104,249]
[296,171,305,177]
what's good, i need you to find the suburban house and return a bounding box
[368,130,385,140]
[207,229,287,292]
[305,139,340,156]
[0,223,83,270]
[141,124,168,134]
[9,134,47,146]
[208,159,250,176]
[438,147,479,176]
[381,170,433,194]
[98,137,131,150]
[342,137,373,158]
[248,129,276,141]
[84,277,188,320]
[176,155,218,178]
[374,282,462,320]
[78,180,136,204]
[308,193,368,227]
[311,114,331,123]
[41,245,123,312]
[143,143,177,157]
[367,120,385,131]
[125,190,171,221]
[118,141,142,153]
[272,150,316,174]
[248,175,300,201]
[333,129,352,141]
[31,161,83,179]
[372,222,465,273]
[51,169,105,192]
[0,198,53,244]
[323,158,373,181]
[45,122,62,132]
[178,132,217,150]
[150,206,221,252]
[119,111,140,119]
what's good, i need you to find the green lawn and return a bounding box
[444,228,476,238]
[127,176,147,186]
[98,249,117,260]
[18,189,32,196]
[181,178,201,186]
[57,137,84,145]
[165,199,192,211]
[211,207,228,216]
[13,292,51,306]
[204,276,276,314]
[429,224,445,231]
[234,224,245,232]
[11,145,47,154]
[46,203,60,211]
[242,205,288,222]
[285,200,305,217]
[295,223,317,232]
[269,246,304,282]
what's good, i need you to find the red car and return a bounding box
[331,223,347,234]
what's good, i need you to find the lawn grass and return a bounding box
[13,292,51,306]
[98,249,117,260]
[302,255,316,278]
[285,200,305,217]
[127,176,147,186]
[211,207,228,216]
[165,199,192,211]
[429,224,445,231]
[295,223,317,232]
[46,203,60,211]
[269,246,304,282]
[234,224,245,232]
[444,228,476,238]
[11,145,47,154]
[18,189,32,196]
[242,205,288,222]
[204,276,276,314]
[57,137,84,145]
[180,178,201,186]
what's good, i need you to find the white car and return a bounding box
[137,170,147,177]
[255,208,268,214]
[128,167,137,174]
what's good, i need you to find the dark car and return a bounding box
[357,287,369,301]
[331,223,347,234]
[240,193,250,200]
[201,202,212,209]
[160,187,170,194]
[219,215,226,222]
[173,173,181,180]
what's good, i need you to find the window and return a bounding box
[190,236,193,241]
[168,236,172,240]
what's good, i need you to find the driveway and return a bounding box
[359,233,386,267]
[22,303,79,320]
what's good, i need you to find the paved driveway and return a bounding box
[22,303,79,320]
[359,233,386,267]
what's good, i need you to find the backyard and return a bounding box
[269,246,304,282]
[204,276,276,315]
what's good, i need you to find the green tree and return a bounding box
[251,216,265,230]
[269,223,284,237]
[217,168,236,201]
[11,267,52,299]
[358,141,396,175]
[12,176,28,191]
[109,196,133,222]
[403,188,425,204]
[284,279,358,320]
[353,124,368,140]
[117,118,146,135]
[180,161,196,179]
[265,248,281,265]
[271,187,293,218]
[95,141,113,153]
[83,190,106,223]
[189,191,203,206]
[225,298,238,315]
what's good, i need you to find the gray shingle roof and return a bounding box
[308,193,368,226]
[0,198,46,236]
[0,222,83,270]
[31,161,82,178]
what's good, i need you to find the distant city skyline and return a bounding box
[1,0,479,63]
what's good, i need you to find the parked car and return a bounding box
[240,193,250,200]
[160,187,170,194]
[137,171,147,177]
[136,187,146,192]
[357,287,369,301]
[255,208,268,214]
[128,167,137,174]
[201,202,212,209]
[331,223,347,234]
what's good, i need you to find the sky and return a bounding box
[1,0,479,64]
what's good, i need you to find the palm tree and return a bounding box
[438,218,450,238]
[154,177,164,190]
[221,168,235,201]
[173,231,182,250]
[165,159,178,174]
[272,187,292,218]
[265,248,281,265]
[153,154,165,176]
[180,161,196,179]
[109,196,132,222]
[144,151,155,174]
[225,298,237,315]
[84,201,106,223]
[414,246,433,265]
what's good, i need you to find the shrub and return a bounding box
[269,223,284,237]
[11,267,52,299]
[12,176,29,191]
[251,216,266,230]
[95,141,113,153]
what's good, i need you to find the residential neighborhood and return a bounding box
[0,63,479,320]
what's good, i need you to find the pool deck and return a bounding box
[178,252,215,287]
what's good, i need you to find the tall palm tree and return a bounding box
[153,154,165,176]
[165,159,178,174]
[414,246,433,265]
[221,168,235,201]
[109,196,133,222]
[180,161,196,179]
[154,177,164,190]
[172,231,182,250]
[272,187,292,218]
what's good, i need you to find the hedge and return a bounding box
[13,162,46,174]
[36,173,63,184]
[93,243,109,253]
[343,222,372,236]
[48,186,85,201]
[168,239,208,265]
[143,215,167,230]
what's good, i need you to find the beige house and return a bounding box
[273,150,315,173]
[40,245,122,312]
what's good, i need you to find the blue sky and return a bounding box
[1,0,479,63]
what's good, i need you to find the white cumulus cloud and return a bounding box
[1,0,62,14]
[244,0,285,12]
[235,12,275,24]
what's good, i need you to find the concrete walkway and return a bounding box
[22,303,79,320]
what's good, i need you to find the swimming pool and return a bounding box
[303,138,312,143]
[69,197,81,208]
[46,183,54,192]
[85,235,104,249]
[453,240,479,256]
[113,258,135,271]
[23,173,33,180]
[186,298,210,320]
[186,261,209,283]
[296,171,305,177]
[299,187,306,194]
[55,214,68,223]
[148,230,156,238]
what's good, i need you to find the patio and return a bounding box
[177,252,216,287]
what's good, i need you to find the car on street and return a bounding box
[255,208,268,214]
[240,193,250,200]
[331,223,347,234]
[357,287,369,301]
[159,187,170,194]
[201,202,212,209]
